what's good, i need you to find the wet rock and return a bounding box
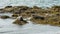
[0,15,10,19]
[13,17,27,25]
[32,15,45,20]
[19,6,29,13]
[5,6,12,8]
[0,9,3,11]
[3,8,14,13]
[12,14,18,17]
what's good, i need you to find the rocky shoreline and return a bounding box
[0,6,60,26]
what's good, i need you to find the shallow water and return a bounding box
[0,13,60,34]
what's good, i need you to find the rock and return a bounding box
[33,6,41,9]
[14,11,21,14]
[5,6,12,8]
[52,6,60,8]
[19,17,23,21]
[0,9,3,11]
[12,14,18,17]
[2,6,14,13]
[13,6,30,14]
[13,17,27,25]
[0,15,10,19]
[30,12,35,14]
[3,8,14,13]
[32,15,45,20]
[56,14,60,16]
[19,7,29,13]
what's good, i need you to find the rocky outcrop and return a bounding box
[0,5,60,26]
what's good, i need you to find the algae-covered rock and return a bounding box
[0,15,10,19]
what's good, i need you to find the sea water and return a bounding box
[0,0,60,8]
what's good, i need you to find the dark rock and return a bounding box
[0,9,3,10]
[32,15,45,20]
[52,6,60,8]
[5,6,12,8]
[56,14,60,16]
[0,15,10,19]
[31,12,35,14]
[19,17,23,21]
[12,14,18,17]
[14,12,21,14]
[19,6,29,13]
[33,6,41,9]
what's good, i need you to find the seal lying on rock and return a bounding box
[13,16,27,25]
